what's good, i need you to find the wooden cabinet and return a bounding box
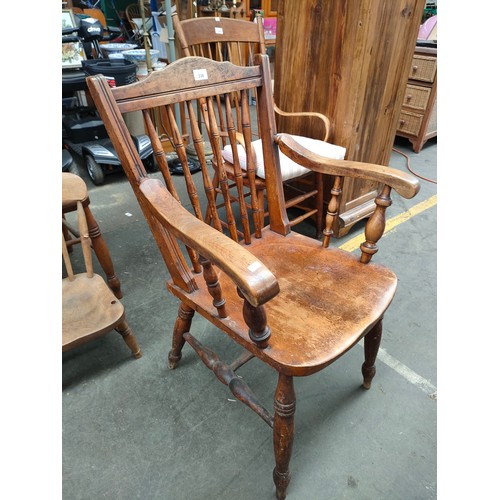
[396,46,437,153]
[274,0,425,238]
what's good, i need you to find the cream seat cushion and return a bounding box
[221,135,346,181]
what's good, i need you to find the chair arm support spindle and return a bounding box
[199,254,227,318]
[322,175,344,248]
[238,287,271,348]
[360,185,392,264]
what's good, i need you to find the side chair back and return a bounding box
[172,13,337,237]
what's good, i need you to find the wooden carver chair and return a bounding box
[172,13,341,238]
[62,172,122,299]
[62,188,141,359]
[86,55,420,499]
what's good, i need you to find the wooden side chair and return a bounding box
[125,2,153,47]
[62,172,122,299]
[172,13,339,238]
[86,54,420,499]
[62,195,141,359]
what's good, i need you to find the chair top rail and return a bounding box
[174,14,263,46]
[108,57,263,113]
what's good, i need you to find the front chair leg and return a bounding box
[273,373,296,500]
[362,318,383,389]
[168,303,195,369]
[115,318,142,359]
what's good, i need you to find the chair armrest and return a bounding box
[275,133,420,199]
[273,104,331,142]
[139,178,280,307]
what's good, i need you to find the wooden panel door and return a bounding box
[274,0,425,237]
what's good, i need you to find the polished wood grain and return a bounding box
[87,54,419,499]
[274,0,426,237]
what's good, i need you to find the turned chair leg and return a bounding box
[116,318,142,359]
[273,373,296,500]
[168,304,195,369]
[362,318,383,389]
[83,204,123,299]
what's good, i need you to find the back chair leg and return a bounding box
[84,204,123,299]
[168,304,195,369]
[273,373,296,500]
[115,318,142,359]
[362,318,383,389]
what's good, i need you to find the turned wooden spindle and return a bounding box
[360,185,392,263]
[143,108,201,275]
[225,93,252,244]
[238,287,271,348]
[168,304,195,369]
[199,255,227,318]
[166,105,205,222]
[273,373,296,500]
[205,97,239,242]
[322,175,344,248]
[241,90,263,237]
[186,99,224,234]
[143,109,177,195]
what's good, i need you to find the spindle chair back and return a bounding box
[172,13,338,237]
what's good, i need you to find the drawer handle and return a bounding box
[406,94,413,101]
[412,65,418,72]
[399,119,405,126]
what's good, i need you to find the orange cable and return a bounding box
[392,147,437,184]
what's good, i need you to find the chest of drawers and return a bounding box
[396,46,437,152]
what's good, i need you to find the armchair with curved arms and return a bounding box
[87,54,420,499]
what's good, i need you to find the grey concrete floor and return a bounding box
[62,135,437,500]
